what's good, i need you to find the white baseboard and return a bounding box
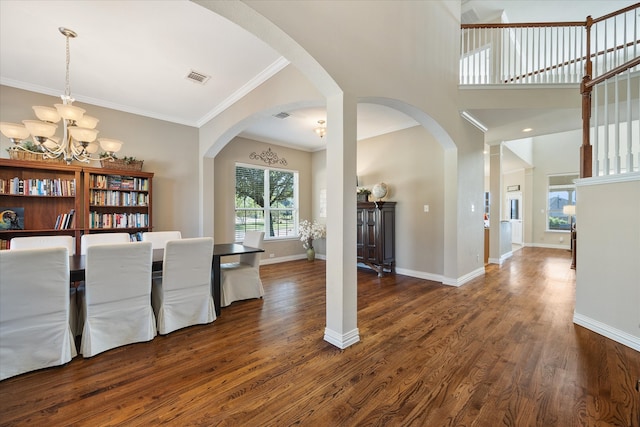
[488,250,512,265]
[573,312,640,352]
[442,266,485,287]
[324,327,360,349]
[529,242,570,250]
[394,267,442,283]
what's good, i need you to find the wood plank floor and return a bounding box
[1,247,638,426]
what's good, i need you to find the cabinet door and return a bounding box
[363,207,378,263]
[356,207,366,261]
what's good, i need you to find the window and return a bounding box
[234,164,298,241]
[547,174,578,231]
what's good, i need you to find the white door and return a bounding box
[507,192,523,245]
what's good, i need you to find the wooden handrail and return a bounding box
[585,57,640,89]
[461,22,584,29]
[592,3,640,24]
[461,3,640,29]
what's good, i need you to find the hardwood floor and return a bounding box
[1,248,638,426]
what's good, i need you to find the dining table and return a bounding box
[69,243,264,316]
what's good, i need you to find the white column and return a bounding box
[324,92,359,349]
[489,144,503,263]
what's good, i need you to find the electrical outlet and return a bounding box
[269,253,274,258]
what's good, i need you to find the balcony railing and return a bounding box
[461,4,640,177]
[460,5,639,86]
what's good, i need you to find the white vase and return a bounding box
[306,247,315,261]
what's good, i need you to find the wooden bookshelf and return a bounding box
[0,159,82,252]
[82,166,154,241]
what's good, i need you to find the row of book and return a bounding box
[0,178,76,196]
[88,212,149,229]
[54,209,76,230]
[90,175,149,191]
[89,190,148,207]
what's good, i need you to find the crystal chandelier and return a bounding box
[0,27,123,164]
[314,120,327,139]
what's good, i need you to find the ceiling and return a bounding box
[0,1,635,155]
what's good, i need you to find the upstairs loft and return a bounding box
[460,3,639,177]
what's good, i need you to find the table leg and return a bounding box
[212,255,221,316]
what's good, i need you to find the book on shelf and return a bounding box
[55,209,75,230]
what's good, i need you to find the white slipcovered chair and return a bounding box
[141,231,182,249]
[0,247,77,380]
[79,241,156,357]
[10,235,78,336]
[220,231,265,307]
[152,237,215,334]
[10,235,75,253]
[80,232,131,255]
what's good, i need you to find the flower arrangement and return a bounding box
[299,219,326,250]
[357,187,371,201]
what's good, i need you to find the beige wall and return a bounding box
[355,125,446,276]
[214,136,313,260]
[531,128,581,248]
[0,85,200,237]
[575,176,640,349]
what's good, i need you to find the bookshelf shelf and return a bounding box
[0,160,154,250]
[0,159,82,252]
[82,166,153,239]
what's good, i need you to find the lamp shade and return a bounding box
[85,140,100,154]
[76,114,99,129]
[23,120,58,138]
[562,205,576,215]
[69,126,99,143]
[0,122,31,141]
[98,138,123,153]
[33,106,62,123]
[43,136,61,151]
[54,103,85,122]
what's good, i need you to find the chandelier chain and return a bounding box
[64,33,72,102]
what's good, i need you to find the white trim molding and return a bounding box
[573,312,640,352]
[324,327,360,349]
[442,267,485,287]
[394,267,443,283]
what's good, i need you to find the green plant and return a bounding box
[357,187,371,195]
[6,140,42,153]
[98,153,139,164]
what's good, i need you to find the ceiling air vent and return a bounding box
[185,70,211,85]
[273,112,290,119]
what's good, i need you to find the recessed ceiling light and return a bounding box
[522,128,532,132]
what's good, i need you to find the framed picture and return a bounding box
[507,185,520,192]
[0,207,24,230]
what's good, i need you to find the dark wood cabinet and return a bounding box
[357,201,396,276]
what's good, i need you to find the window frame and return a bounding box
[234,162,299,242]
[546,173,578,232]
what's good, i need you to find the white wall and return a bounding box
[574,175,640,351]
